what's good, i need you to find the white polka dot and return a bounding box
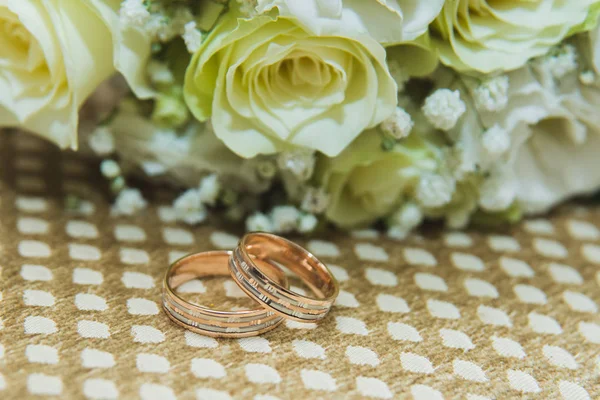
[548,263,583,285]
[24,316,57,335]
[163,227,194,245]
[300,370,337,391]
[563,291,597,313]
[376,294,410,313]
[335,290,359,308]
[558,381,590,400]
[140,384,176,400]
[127,298,158,315]
[20,264,52,281]
[356,377,392,399]
[210,231,239,249]
[440,329,474,351]
[75,294,108,311]
[285,320,317,330]
[69,243,101,261]
[524,219,554,235]
[507,370,541,393]
[293,339,325,359]
[354,243,388,262]
[245,363,280,384]
[16,196,47,213]
[400,352,434,374]
[365,268,397,287]
[23,289,55,307]
[514,284,547,304]
[83,379,118,400]
[488,235,520,252]
[567,220,599,240]
[66,221,98,239]
[169,250,188,264]
[122,272,154,289]
[403,248,437,267]
[120,248,150,264]
[157,206,177,223]
[478,305,512,327]
[81,348,115,369]
[114,225,146,242]
[185,331,218,348]
[238,337,272,353]
[492,336,526,359]
[191,358,226,378]
[444,232,473,247]
[528,312,562,334]
[582,243,600,264]
[464,278,498,298]
[73,268,103,285]
[335,316,369,335]
[223,280,247,298]
[500,257,535,277]
[578,322,600,343]
[346,346,379,367]
[132,325,164,343]
[451,252,485,271]
[411,385,443,400]
[26,344,58,364]
[328,265,349,282]
[415,273,447,292]
[78,320,110,339]
[543,345,578,370]
[351,229,379,239]
[427,299,460,319]
[137,353,170,373]
[19,240,51,258]
[453,359,488,382]
[388,322,422,342]
[534,238,567,258]
[27,373,62,395]
[176,279,206,294]
[196,389,232,400]
[18,217,49,234]
[307,240,340,257]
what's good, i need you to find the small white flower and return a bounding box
[147,61,174,86]
[270,205,300,233]
[422,89,466,131]
[119,0,150,28]
[173,189,207,225]
[446,145,477,181]
[114,188,147,216]
[387,58,409,92]
[140,161,167,177]
[579,70,595,85]
[387,226,409,241]
[100,160,121,179]
[416,174,455,208]
[482,124,510,160]
[277,150,316,181]
[380,107,414,139]
[546,44,578,79]
[473,75,509,112]
[388,202,422,231]
[236,0,258,17]
[446,208,471,229]
[246,212,274,232]
[298,214,318,233]
[479,171,517,212]
[197,174,221,206]
[182,21,203,53]
[301,187,329,214]
[88,126,115,156]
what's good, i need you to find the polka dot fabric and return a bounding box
[1,132,599,399]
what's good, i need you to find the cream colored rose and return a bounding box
[0,0,152,149]
[184,9,398,158]
[315,129,439,228]
[431,0,598,73]
[256,0,444,44]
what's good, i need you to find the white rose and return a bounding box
[256,0,444,44]
[0,0,152,149]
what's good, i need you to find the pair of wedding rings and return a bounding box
[162,232,339,338]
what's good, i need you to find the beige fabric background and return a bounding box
[1,131,599,400]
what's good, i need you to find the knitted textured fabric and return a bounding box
[1,131,599,399]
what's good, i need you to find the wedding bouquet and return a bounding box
[2,0,600,237]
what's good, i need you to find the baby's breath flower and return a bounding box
[298,214,318,233]
[119,0,150,28]
[147,61,174,86]
[246,212,273,232]
[256,159,277,179]
[482,124,510,160]
[88,126,115,156]
[110,176,126,193]
[173,189,207,225]
[277,150,316,181]
[182,21,203,53]
[422,89,466,131]
[270,205,300,233]
[301,187,329,214]
[236,0,258,17]
[546,44,578,79]
[198,174,221,206]
[114,188,147,216]
[579,70,595,85]
[380,107,414,139]
[446,208,471,229]
[140,161,166,177]
[100,160,121,179]
[473,75,509,112]
[479,172,516,212]
[416,173,455,208]
[387,202,423,240]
